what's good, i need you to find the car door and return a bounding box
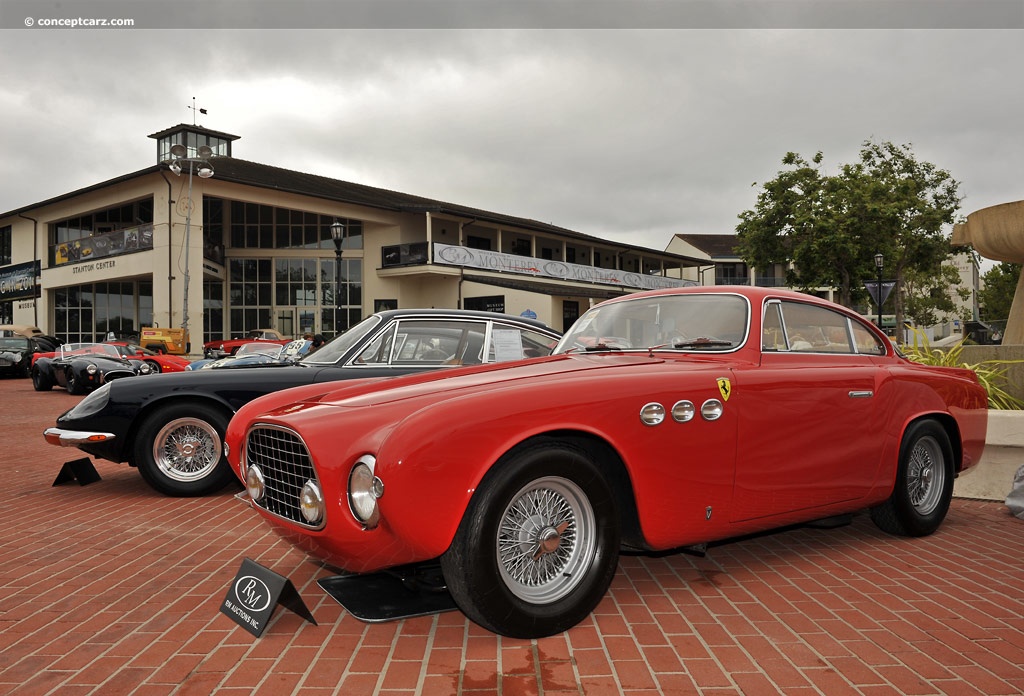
[730,299,887,522]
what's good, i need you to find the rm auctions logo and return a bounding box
[220,557,316,637]
[233,575,272,612]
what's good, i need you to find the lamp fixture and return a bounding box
[330,219,346,245]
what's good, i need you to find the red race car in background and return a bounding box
[226,286,988,639]
[105,341,192,373]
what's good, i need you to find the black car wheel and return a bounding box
[441,442,620,638]
[31,367,53,391]
[133,402,236,496]
[144,359,162,374]
[65,368,87,395]
[870,419,954,537]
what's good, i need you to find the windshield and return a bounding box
[301,315,382,364]
[236,342,284,358]
[555,294,749,354]
[58,343,123,360]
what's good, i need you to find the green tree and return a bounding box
[979,262,1021,323]
[902,262,969,327]
[736,140,962,332]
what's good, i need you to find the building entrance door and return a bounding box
[276,307,317,339]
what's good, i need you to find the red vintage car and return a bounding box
[224,286,988,638]
[105,341,192,373]
[202,329,291,359]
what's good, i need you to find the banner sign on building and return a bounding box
[53,223,154,267]
[433,243,691,291]
[0,260,40,301]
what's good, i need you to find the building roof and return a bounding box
[2,156,708,265]
[674,233,742,259]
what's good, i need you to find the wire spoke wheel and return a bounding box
[152,417,222,482]
[906,434,945,515]
[870,420,953,537]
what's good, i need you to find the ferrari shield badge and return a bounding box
[716,377,732,402]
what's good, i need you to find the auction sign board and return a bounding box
[220,558,316,637]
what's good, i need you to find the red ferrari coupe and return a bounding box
[225,287,988,638]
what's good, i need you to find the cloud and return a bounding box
[1,27,1021,255]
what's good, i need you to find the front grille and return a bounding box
[245,424,322,527]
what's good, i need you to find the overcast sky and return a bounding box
[1,2,1022,256]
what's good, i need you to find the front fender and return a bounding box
[372,387,624,561]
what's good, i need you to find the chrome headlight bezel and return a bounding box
[300,480,324,524]
[348,454,384,529]
[246,464,266,502]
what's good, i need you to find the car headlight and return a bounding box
[246,464,266,502]
[86,363,98,375]
[300,480,324,524]
[348,455,384,529]
[66,383,111,419]
[138,363,151,374]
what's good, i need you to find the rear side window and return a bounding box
[763,300,885,355]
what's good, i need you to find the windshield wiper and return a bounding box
[672,338,733,350]
[583,343,623,352]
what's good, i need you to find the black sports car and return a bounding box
[0,335,35,377]
[43,309,560,497]
[32,343,153,394]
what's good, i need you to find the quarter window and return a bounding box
[771,301,885,355]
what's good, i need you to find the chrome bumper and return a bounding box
[43,427,116,447]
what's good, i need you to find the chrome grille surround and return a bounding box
[244,423,325,529]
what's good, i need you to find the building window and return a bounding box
[1,226,11,266]
[563,300,580,332]
[53,281,153,343]
[203,280,223,346]
[156,131,231,162]
[320,257,362,336]
[203,197,224,264]
[229,259,273,335]
[0,301,11,324]
[276,259,318,306]
[465,295,505,313]
[467,235,492,251]
[227,200,363,251]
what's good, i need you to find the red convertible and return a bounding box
[225,287,988,638]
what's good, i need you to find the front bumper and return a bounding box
[43,427,117,447]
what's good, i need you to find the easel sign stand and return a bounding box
[221,557,317,637]
[52,457,101,486]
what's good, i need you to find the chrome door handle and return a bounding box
[848,390,874,398]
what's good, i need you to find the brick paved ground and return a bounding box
[0,376,1023,695]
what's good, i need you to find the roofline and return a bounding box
[1,160,706,265]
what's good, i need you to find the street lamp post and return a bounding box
[165,144,214,346]
[330,220,345,335]
[874,253,884,330]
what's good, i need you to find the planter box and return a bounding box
[953,409,1023,501]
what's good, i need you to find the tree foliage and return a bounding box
[736,140,962,330]
[979,262,1021,323]
[902,262,970,327]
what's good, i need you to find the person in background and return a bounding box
[310,334,325,352]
